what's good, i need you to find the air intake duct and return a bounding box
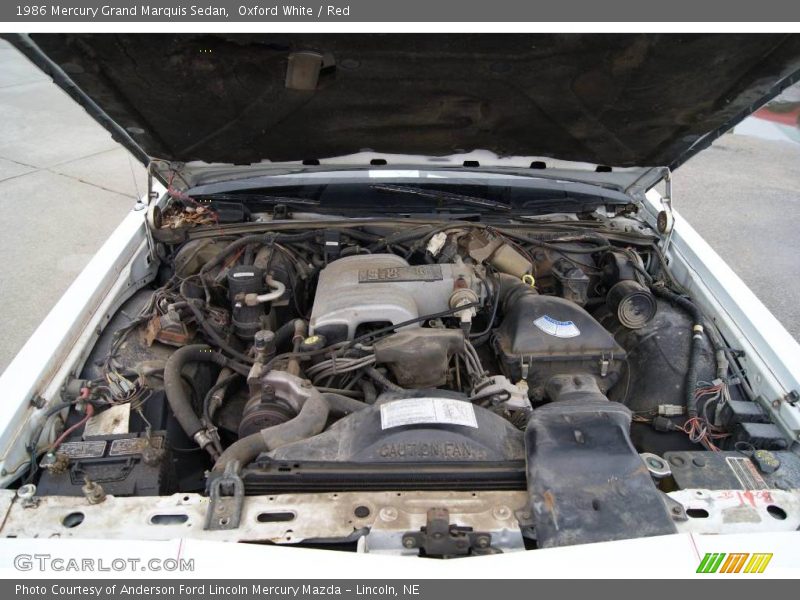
[600,251,656,329]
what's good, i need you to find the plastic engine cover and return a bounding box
[526,399,676,547]
[269,392,525,463]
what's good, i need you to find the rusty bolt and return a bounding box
[82,477,106,505]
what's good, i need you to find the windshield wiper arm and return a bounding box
[371,184,511,212]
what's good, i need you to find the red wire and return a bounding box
[51,404,95,451]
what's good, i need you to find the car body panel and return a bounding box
[2,33,800,554]
[0,204,156,485]
[0,524,797,577]
[6,33,800,191]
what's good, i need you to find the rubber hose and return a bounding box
[360,379,378,404]
[213,391,329,473]
[322,393,368,417]
[184,300,254,364]
[651,286,706,417]
[334,228,382,244]
[203,372,239,423]
[164,345,249,441]
[496,273,538,312]
[210,434,266,474]
[364,366,404,392]
[470,274,500,340]
[274,318,303,352]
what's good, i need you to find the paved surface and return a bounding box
[672,133,800,343]
[0,39,146,374]
[0,39,798,375]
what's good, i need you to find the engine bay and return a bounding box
[17,197,800,554]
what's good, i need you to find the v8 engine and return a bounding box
[31,217,793,552]
[310,253,485,342]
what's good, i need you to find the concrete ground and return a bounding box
[0,39,147,373]
[673,133,800,344]
[0,39,798,375]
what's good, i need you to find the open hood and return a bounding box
[9,33,800,190]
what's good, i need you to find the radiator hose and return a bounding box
[322,392,368,417]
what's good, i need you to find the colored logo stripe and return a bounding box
[720,553,749,573]
[744,553,773,574]
[696,552,773,574]
[697,553,726,573]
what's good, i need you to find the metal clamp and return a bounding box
[205,461,245,531]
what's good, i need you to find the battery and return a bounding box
[36,431,174,497]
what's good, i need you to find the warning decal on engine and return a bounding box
[380,398,478,430]
[533,315,581,338]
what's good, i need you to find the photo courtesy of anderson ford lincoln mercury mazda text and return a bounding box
[0,34,799,556]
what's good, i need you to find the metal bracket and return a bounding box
[401,508,494,557]
[599,354,610,378]
[657,170,675,251]
[273,204,289,220]
[204,462,245,531]
[660,491,688,522]
[519,358,530,380]
[143,162,161,261]
[146,162,159,206]
[29,395,47,409]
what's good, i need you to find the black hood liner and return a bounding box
[17,33,800,170]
